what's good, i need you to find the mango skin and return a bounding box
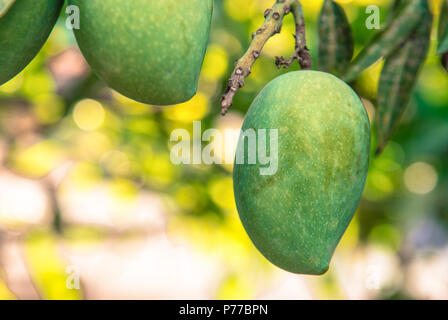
[233,71,370,275]
[0,0,63,85]
[69,0,213,106]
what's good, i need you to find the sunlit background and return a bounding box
[0,0,447,300]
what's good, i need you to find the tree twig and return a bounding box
[275,1,312,70]
[220,0,312,115]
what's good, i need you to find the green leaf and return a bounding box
[0,0,15,18]
[385,0,407,25]
[342,0,428,83]
[438,0,448,54]
[318,0,354,76]
[375,7,432,155]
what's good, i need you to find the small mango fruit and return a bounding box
[69,0,213,105]
[233,71,370,275]
[0,0,63,85]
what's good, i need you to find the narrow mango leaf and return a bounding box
[438,0,448,54]
[24,232,83,300]
[386,0,406,24]
[343,0,427,83]
[375,8,432,155]
[318,0,354,76]
[0,0,15,18]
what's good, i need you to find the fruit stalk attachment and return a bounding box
[220,0,311,115]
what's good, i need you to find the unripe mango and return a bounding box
[0,0,63,85]
[69,0,213,106]
[233,71,370,275]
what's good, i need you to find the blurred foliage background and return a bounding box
[0,0,447,300]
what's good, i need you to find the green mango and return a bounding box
[69,0,213,105]
[233,71,370,275]
[0,0,63,85]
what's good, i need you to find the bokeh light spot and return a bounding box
[202,44,229,81]
[163,92,209,122]
[404,162,438,195]
[73,99,105,131]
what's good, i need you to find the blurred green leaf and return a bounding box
[386,0,407,24]
[438,0,448,54]
[318,0,354,76]
[375,6,432,154]
[343,0,428,82]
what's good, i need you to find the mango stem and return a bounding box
[220,0,312,115]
